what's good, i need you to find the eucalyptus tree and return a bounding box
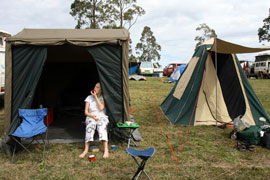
[70,0,145,29]
[135,26,161,62]
[258,9,270,43]
[194,23,217,48]
[70,0,108,29]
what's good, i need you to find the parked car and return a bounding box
[254,60,270,79]
[163,63,186,77]
[254,53,270,79]
[139,62,154,75]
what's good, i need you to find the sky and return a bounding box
[1,0,270,68]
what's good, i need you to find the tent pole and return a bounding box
[215,38,218,140]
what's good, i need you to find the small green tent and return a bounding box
[161,38,270,126]
[3,28,130,139]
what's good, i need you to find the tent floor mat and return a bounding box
[46,115,85,142]
[47,126,84,140]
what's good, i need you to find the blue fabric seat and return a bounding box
[126,147,155,180]
[10,108,48,162]
[12,108,48,138]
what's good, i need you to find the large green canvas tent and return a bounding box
[3,28,130,140]
[161,38,270,126]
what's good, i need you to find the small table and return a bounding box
[117,122,139,148]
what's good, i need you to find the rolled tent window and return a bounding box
[8,46,47,135]
[87,45,123,125]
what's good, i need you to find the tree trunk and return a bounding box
[119,0,123,28]
[93,0,96,28]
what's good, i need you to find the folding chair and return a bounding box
[126,147,155,180]
[10,108,48,162]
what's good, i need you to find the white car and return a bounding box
[254,54,270,79]
[139,62,154,75]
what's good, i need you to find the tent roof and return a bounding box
[0,30,11,37]
[7,28,129,44]
[203,38,270,54]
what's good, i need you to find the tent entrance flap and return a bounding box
[211,52,246,120]
[88,45,124,125]
[195,54,231,125]
[8,46,47,135]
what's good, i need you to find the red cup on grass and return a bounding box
[88,155,95,162]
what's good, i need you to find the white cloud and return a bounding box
[130,0,270,66]
[0,0,76,35]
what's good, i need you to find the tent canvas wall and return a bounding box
[161,38,270,126]
[3,29,130,140]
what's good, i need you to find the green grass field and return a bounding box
[0,78,270,180]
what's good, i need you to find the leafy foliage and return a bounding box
[128,54,137,62]
[258,10,270,43]
[70,0,145,29]
[194,23,217,48]
[135,26,161,62]
[103,0,145,29]
[70,0,107,29]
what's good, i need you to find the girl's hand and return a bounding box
[91,90,97,97]
[93,115,99,121]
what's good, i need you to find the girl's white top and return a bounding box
[85,95,107,118]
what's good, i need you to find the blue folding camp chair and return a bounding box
[126,147,155,180]
[10,108,48,162]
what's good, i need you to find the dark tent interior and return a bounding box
[32,44,100,141]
